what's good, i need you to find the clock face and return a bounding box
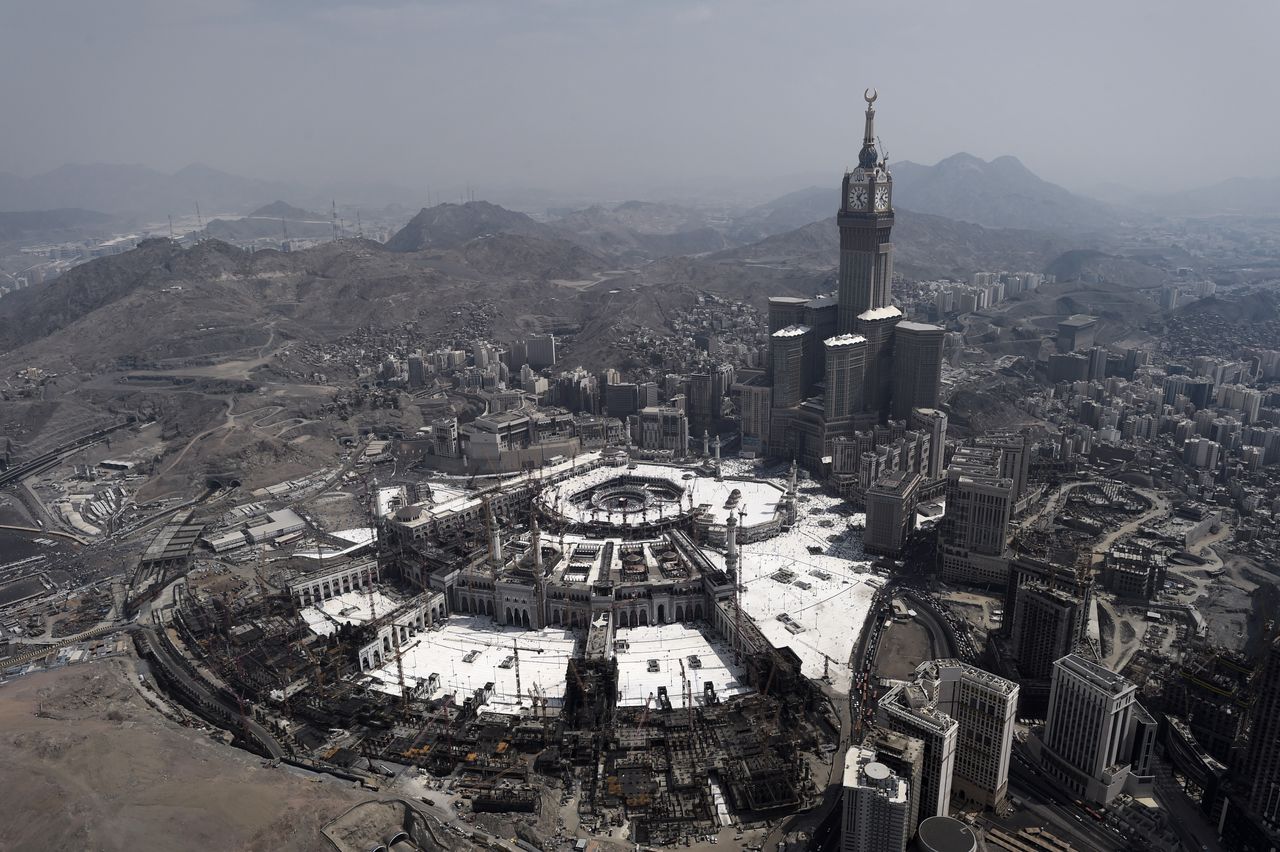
[874,185,890,212]
[850,186,868,210]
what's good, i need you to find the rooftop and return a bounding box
[613,622,752,707]
[857,306,903,322]
[896,320,944,333]
[1057,653,1135,694]
[772,324,811,339]
[824,333,867,347]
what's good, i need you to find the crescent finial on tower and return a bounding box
[864,87,878,105]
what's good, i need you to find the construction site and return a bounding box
[121,453,862,849]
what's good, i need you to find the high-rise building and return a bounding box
[837,92,895,333]
[841,746,912,852]
[1056,315,1098,353]
[917,660,1019,809]
[864,471,920,556]
[771,325,809,408]
[864,727,926,840]
[407,353,427,388]
[525,334,557,369]
[1010,582,1084,680]
[768,296,810,333]
[892,322,945,419]
[632,406,688,457]
[604,382,640,419]
[910,408,948,480]
[733,377,773,456]
[857,307,902,417]
[825,334,869,420]
[939,448,1013,585]
[687,363,734,435]
[877,679,957,821]
[1240,639,1280,830]
[975,431,1032,504]
[1039,654,1154,805]
[761,94,956,478]
[878,660,1019,814]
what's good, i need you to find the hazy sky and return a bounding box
[3,0,1277,200]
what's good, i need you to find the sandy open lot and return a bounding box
[0,659,368,851]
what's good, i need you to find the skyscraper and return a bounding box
[842,746,912,852]
[1039,654,1154,805]
[1240,638,1280,830]
[939,448,1014,585]
[910,408,949,480]
[824,334,869,420]
[856,307,902,417]
[917,660,1019,809]
[864,471,920,556]
[1010,582,1084,680]
[764,92,950,477]
[837,90,895,333]
[877,660,1019,814]
[771,325,809,408]
[732,377,772,456]
[892,322,946,419]
[865,727,926,840]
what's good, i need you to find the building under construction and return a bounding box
[136,457,837,844]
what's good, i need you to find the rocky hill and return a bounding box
[386,201,563,251]
[731,154,1122,239]
[889,153,1119,232]
[249,201,326,221]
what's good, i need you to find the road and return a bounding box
[1007,746,1128,851]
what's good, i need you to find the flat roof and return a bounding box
[1059,314,1098,328]
[709,461,878,694]
[896,321,944,333]
[614,622,752,708]
[366,616,577,711]
[1056,653,1134,693]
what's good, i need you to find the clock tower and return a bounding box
[836,89,895,335]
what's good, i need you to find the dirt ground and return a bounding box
[0,659,370,852]
[875,619,936,681]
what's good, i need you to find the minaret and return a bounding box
[836,88,895,334]
[703,429,710,457]
[713,434,721,463]
[724,511,739,579]
[485,497,503,567]
[530,512,543,574]
[786,461,799,524]
[531,512,546,628]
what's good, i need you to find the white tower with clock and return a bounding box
[836,89,895,335]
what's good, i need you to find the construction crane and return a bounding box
[637,691,655,731]
[391,618,409,715]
